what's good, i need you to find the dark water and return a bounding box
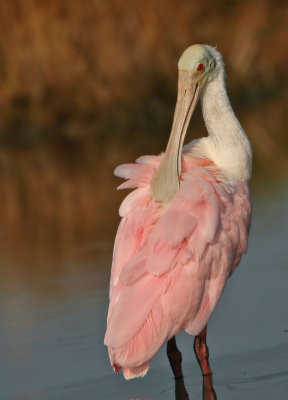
[1,179,288,399]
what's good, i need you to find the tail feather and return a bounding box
[108,299,169,378]
[123,360,151,380]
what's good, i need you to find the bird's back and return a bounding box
[104,149,251,379]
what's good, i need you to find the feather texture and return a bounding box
[104,150,251,378]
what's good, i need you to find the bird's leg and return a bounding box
[167,337,190,400]
[167,336,184,379]
[193,326,212,376]
[194,326,217,400]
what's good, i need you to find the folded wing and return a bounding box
[104,154,251,378]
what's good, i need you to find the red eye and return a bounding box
[197,63,204,72]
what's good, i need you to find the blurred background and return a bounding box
[0,0,287,260]
[0,1,288,399]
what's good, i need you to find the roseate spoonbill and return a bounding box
[104,44,252,392]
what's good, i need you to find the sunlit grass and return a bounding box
[0,0,287,265]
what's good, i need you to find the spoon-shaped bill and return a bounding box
[151,70,200,202]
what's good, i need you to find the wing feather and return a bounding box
[105,154,251,377]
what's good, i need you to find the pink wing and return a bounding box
[104,153,251,379]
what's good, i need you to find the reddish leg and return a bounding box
[167,336,189,400]
[194,326,217,400]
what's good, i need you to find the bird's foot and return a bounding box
[202,373,217,400]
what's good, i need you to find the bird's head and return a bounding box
[151,44,220,202]
[178,44,217,88]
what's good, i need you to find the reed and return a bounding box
[0,0,286,149]
[0,0,287,264]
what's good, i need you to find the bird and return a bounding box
[104,44,252,392]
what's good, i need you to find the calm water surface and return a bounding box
[0,179,288,399]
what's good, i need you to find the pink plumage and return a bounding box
[104,151,251,379]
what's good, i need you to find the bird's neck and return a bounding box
[200,69,252,181]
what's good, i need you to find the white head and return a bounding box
[178,44,225,85]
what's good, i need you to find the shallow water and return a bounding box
[1,178,288,399]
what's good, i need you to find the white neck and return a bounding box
[198,57,252,182]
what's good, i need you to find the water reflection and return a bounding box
[171,363,217,400]
[128,372,217,400]
[175,374,217,400]
[1,178,288,399]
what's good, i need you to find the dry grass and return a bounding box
[0,0,287,262]
[0,0,287,145]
